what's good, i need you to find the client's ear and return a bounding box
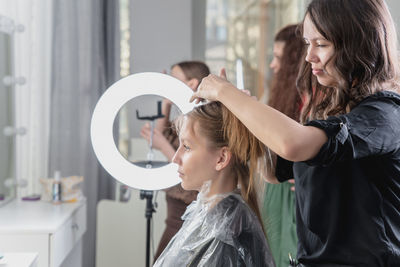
[215,147,232,171]
[187,78,199,91]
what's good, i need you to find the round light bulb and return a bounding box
[90,72,195,190]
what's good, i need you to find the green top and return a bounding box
[262,182,297,267]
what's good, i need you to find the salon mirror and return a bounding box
[0,15,16,205]
[91,72,195,191]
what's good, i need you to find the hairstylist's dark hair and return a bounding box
[172,61,210,83]
[269,24,304,121]
[297,0,400,122]
[177,101,266,231]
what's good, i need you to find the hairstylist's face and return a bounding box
[170,65,187,83]
[303,14,339,87]
[270,41,285,74]
[172,118,221,191]
[170,65,199,92]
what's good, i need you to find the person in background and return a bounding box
[154,101,275,266]
[262,23,303,267]
[191,0,400,265]
[140,61,210,261]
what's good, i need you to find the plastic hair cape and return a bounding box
[154,181,275,267]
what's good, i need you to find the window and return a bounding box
[205,0,308,99]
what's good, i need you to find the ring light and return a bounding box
[90,72,195,190]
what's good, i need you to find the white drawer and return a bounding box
[50,203,86,267]
[0,253,38,267]
[0,234,48,267]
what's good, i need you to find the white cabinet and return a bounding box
[0,199,86,267]
[0,253,38,267]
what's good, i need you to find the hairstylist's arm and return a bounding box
[155,99,173,132]
[140,123,176,162]
[191,70,328,162]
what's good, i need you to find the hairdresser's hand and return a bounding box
[190,68,235,103]
[240,89,259,101]
[140,123,169,151]
[141,123,176,161]
[219,68,227,79]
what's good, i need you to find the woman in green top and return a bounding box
[262,24,304,267]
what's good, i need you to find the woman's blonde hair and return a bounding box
[175,101,267,230]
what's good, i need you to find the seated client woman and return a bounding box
[153,101,275,267]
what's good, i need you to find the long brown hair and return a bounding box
[269,24,304,121]
[179,101,267,230]
[297,0,400,123]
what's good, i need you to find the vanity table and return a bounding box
[0,199,86,267]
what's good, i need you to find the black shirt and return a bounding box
[276,91,400,266]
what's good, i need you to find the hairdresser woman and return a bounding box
[191,0,400,266]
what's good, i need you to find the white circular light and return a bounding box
[90,72,195,190]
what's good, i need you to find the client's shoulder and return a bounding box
[206,192,257,234]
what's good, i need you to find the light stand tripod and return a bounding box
[136,101,164,267]
[139,190,155,267]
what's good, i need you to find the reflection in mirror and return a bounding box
[0,20,15,205]
[114,94,182,169]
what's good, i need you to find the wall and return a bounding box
[125,0,207,139]
[387,0,400,42]
[130,0,193,73]
[0,29,12,196]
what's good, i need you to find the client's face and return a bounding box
[172,118,221,191]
